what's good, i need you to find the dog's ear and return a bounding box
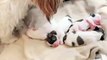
[35,0,60,22]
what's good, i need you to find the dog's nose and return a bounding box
[47,36,57,44]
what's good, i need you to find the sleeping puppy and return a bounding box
[64,26,105,47]
[46,14,102,47]
[70,13,102,31]
[46,15,73,47]
[25,8,73,47]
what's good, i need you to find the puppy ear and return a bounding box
[77,36,84,45]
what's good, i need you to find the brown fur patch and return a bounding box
[32,0,61,21]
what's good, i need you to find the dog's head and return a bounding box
[46,30,60,47]
[90,13,101,25]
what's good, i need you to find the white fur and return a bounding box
[65,30,103,47]
[0,0,31,43]
[25,7,54,40]
[71,20,89,31]
[51,16,73,44]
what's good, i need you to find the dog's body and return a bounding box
[0,0,31,43]
[71,14,102,31]
[64,27,104,47]
[46,14,102,47]
[46,15,73,47]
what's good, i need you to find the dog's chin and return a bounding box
[46,40,61,47]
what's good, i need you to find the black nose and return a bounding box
[47,36,57,44]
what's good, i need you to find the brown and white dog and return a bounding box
[0,0,61,44]
[0,0,31,44]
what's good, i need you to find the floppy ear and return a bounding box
[33,0,61,22]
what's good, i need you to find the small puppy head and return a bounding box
[90,13,101,25]
[46,30,60,47]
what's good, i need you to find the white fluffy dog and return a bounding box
[0,0,31,44]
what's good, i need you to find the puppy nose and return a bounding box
[47,36,57,44]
